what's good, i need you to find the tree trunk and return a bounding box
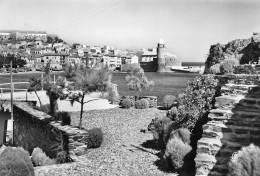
[79,95,85,129]
[34,91,42,106]
[49,97,57,117]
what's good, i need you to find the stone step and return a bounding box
[216,95,260,111]
[208,109,233,121]
[196,137,222,156]
[221,84,257,96]
[215,95,244,109]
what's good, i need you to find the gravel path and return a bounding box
[71,108,178,176]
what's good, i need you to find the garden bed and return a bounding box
[68,107,179,176]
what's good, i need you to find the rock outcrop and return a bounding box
[195,74,260,175]
[204,33,260,74]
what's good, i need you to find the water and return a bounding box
[111,72,200,106]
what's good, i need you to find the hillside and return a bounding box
[204,33,260,74]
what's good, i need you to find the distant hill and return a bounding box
[204,33,260,74]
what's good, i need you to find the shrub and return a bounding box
[140,99,149,109]
[169,128,191,145]
[234,64,256,74]
[148,117,176,147]
[163,137,192,171]
[228,144,260,176]
[87,127,103,149]
[163,95,177,110]
[209,63,221,74]
[167,107,178,121]
[121,98,132,109]
[220,58,239,74]
[0,147,35,176]
[56,151,69,164]
[55,111,71,125]
[134,100,142,109]
[31,147,55,166]
[178,75,218,131]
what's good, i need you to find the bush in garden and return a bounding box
[0,147,35,176]
[140,99,149,109]
[234,64,256,74]
[163,95,177,110]
[135,100,142,109]
[177,75,218,131]
[121,98,132,109]
[220,58,239,74]
[169,128,191,145]
[56,151,69,164]
[55,111,71,125]
[167,107,178,121]
[163,137,192,171]
[228,144,260,176]
[31,147,55,166]
[209,63,221,74]
[87,127,103,149]
[148,117,177,147]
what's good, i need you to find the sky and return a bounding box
[0,0,260,62]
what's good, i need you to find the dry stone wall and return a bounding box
[195,74,260,176]
[13,102,88,161]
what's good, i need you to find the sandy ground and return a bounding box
[1,90,118,132]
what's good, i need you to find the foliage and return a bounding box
[178,75,218,131]
[0,53,26,68]
[43,61,65,116]
[0,147,35,176]
[121,98,132,109]
[27,76,43,106]
[68,66,111,129]
[64,63,77,78]
[220,58,239,74]
[55,111,71,125]
[134,100,142,109]
[56,151,69,164]
[163,95,177,110]
[86,128,104,149]
[228,144,260,176]
[107,85,120,104]
[167,106,178,121]
[31,147,55,166]
[140,98,149,109]
[125,65,154,96]
[209,63,221,74]
[169,128,191,145]
[234,64,256,74]
[163,137,192,171]
[148,117,176,147]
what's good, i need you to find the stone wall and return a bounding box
[13,102,88,161]
[195,74,260,176]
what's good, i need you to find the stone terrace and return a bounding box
[195,74,260,176]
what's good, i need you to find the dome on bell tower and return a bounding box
[158,38,165,44]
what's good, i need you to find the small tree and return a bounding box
[68,66,111,129]
[43,61,65,116]
[125,65,154,97]
[64,62,76,78]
